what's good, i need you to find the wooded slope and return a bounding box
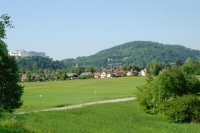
[62,41,200,67]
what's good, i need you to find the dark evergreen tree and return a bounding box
[0,14,24,113]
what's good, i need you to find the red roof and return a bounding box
[93,72,101,76]
[101,69,113,74]
[114,69,125,74]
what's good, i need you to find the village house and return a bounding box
[93,72,101,78]
[93,69,125,79]
[126,69,139,76]
[106,70,115,78]
[126,71,133,76]
[80,72,93,78]
[66,73,78,79]
[139,68,149,76]
[101,70,107,78]
[21,74,26,82]
[114,69,125,77]
[100,69,114,78]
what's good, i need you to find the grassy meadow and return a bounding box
[16,100,200,133]
[3,75,198,132]
[16,76,146,113]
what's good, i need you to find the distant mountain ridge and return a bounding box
[61,41,200,67]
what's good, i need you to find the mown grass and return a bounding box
[16,100,200,133]
[16,77,146,113]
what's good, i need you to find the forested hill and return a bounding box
[16,41,200,70]
[62,41,200,67]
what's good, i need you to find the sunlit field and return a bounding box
[16,100,200,133]
[8,76,200,133]
[16,76,146,113]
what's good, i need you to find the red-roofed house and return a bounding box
[93,72,101,79]
[114,69,125,77]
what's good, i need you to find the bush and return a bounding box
[79,75,86,79]
[122,73,126,77]
[137,67,200,123]
[137,80,157,114]
[133,71,139,76]
[160,94,200,123]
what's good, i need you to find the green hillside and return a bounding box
[62,41,200,67]
[16,41,200,70]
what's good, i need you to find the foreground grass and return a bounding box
[15,100,200,133]
[16,77,146,112]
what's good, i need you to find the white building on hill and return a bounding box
[8,50,48,58]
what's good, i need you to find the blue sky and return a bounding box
[1,0,200,60]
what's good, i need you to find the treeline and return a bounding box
[146,57,200,76]
[17,56,200,76]
[16,56,64,71]
[23,65,100,81]
[19,57,200,82]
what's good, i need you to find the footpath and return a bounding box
[16,97,136,114]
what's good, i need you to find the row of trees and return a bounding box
[17,56,64,71]
[146,57,200,76]
[24,65,99,81]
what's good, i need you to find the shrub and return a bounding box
[122,73,126,77]
[137,67,200,123]
[133,71,139,76]
[79,75,86,79]
[160,94,200,123]
[0,114,34,133]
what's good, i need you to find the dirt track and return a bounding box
[17,97,136,114]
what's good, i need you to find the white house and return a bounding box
[100,69,114,78]
[101,70,107,78]
[139,68,149,76]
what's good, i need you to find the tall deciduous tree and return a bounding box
[147,61,165,75]
[181,57,200,75]
[0,14,24,113]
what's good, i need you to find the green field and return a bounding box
[15,100,200,133]
[16,77,146,113]
[4,76,200,132]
